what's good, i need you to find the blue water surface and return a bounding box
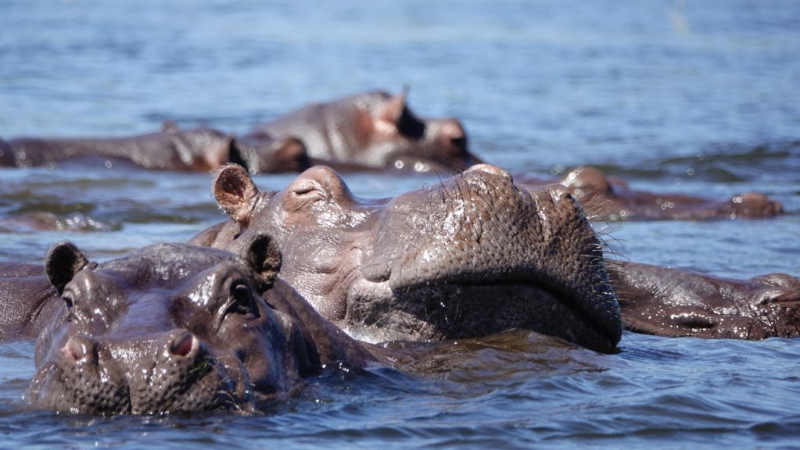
[1,0,799,448]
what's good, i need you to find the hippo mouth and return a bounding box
[344,275,620,352]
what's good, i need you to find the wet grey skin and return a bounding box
[6,237,375,415]
[247,89,482,174]
[518,166,784,222]
[0,124,309,174]
[610,260,800,339]
[190,163,623,352]
[192,164,800,343]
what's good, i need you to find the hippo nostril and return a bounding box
[548,185,574,204]
[169,332,197,357]
[61,336,96,362]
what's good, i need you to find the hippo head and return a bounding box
[27,237,321,415]
[263,89,480,173]
[359,89,478,173]
[202,164,622,351]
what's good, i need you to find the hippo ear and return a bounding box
[213,164,259,224]
[161,120,179,132]
[241,233,282,287]
[375,87,409,131]
[45,242,89,295]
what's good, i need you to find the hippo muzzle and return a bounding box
[28,329,249,415]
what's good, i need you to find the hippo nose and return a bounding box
[465,163,512,180]
[168,331,199,358]
[61,335,98,363]
[546,184,575,204]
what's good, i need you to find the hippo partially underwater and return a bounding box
[1,164,796,415]
[1,237,380,414]
[0,226,624,413]
[0,124,309,174]
[247,88,480,173]
[194,164,800,341]
[0,88,478,175]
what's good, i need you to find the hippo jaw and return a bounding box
[210,164,622,351]
[344,278,619,350]
[342,168,621,350]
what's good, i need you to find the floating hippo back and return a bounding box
[25,237,372,415]
[249,89,480,173]
[0,126,310,174]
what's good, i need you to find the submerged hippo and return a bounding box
[611,260,800,339]
[193,164,799,341]
[0,124,309,174]
[192,164,624,351]
[247,89,481,173]
[0,237,377,414]
[521,166,784,221]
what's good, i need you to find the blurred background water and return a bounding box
[1,0,799,448]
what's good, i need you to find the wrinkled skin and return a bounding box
[248,89,481,173]
[519,166,783,221]
[193,164,798,342]
[1,238,376,415]
[611,260,800,339]
[191,164,623,351]
[0,124,309,174]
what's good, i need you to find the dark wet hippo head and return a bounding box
[260,89,479,173]
[200,164,622,351]
[28,237,321,415]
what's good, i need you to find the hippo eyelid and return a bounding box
[291,180,327,199]
[61,289,75,309]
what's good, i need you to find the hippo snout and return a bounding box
[29,330,249,415]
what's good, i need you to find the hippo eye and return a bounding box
[61,291,74,310]
[291,180,327,201]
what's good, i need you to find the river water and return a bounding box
[1,0,799,448]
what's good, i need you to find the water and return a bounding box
[1,0,800,447]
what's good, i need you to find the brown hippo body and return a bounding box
[0,126,309,174]
[519,166,783,221]
[610,260,800,339]
[0,239,378,415]
[194,164,798,341]
[248,90,481,173]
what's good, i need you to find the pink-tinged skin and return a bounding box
[249,89,481,173]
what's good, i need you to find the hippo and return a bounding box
[610,260,800,339]
[0,124,309,174]
[247,89,481,173]
[192,164,799,341]
[1,236,378,414]
[192,164,624,351]
[520,166,784,221]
